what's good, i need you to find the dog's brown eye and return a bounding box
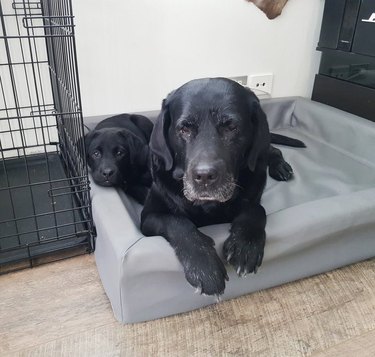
[223,121,237,132]
[179,126,191,135]
[92,150,101,159]
[116,150,124,157]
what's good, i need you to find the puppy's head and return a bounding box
[150,78,269,203]
[85,128,147,187]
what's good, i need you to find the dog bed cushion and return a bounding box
[87,97,375,324]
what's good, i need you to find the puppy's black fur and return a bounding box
[85,114,153,204]
[141,78,305,296]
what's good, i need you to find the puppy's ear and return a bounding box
[149,98,174,171]
[247,98,270,172]
[118,130,148,166]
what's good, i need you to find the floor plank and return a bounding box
[312,328,375,357]
[1,255,375,356]
[0,255,115,355]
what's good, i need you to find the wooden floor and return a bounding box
[1,254,375,356]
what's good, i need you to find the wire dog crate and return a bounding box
[0,0,94,273]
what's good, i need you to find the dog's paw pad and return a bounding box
[269,161,293,181]
[223,235,265,276]
[183,250,228,296]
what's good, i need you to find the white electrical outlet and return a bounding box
[248,74,274,95]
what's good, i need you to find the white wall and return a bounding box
[73,0,325,117]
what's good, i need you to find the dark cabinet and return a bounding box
[312,0,375,121]
[352,1,375,57]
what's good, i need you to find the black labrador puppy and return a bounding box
[141,78,304,296]
[85,113,153,204]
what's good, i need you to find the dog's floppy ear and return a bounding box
[118,130,149,166]
[247,98,270,172]
[149,97,174,171]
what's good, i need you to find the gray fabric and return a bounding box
[90,97,375,323]
[83,111,160,130]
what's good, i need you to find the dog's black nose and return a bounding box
[193,165,218,186]
[102,168,114,179]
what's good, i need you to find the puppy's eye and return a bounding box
[116,150,124,157]
[92,150,101,159]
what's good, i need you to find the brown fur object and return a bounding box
[245,0,289,19]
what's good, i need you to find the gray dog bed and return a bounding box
[86,97,375,324]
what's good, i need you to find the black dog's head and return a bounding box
[85,128,148,187]
[150,77,270,203]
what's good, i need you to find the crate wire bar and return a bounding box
[0,0,94,273]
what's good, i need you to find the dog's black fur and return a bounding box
[141,78,305,296]
[85,114,153,204]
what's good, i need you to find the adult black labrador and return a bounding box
[141,77,305,296]
[85,113,153,204]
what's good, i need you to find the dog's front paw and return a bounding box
[223,231,265,276]
[181,245,228,296]
[269,160,293,181]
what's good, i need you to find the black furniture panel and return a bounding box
[312,74,375,120]
[318,0,347,50]
[352,1,375,57]
[318,49,375,89]
[312,0,375,121]
[336,0,361,51]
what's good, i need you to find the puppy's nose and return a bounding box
[192,164,218,186]
[102,168,114,179]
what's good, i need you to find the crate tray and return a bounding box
[0,153,89,266]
